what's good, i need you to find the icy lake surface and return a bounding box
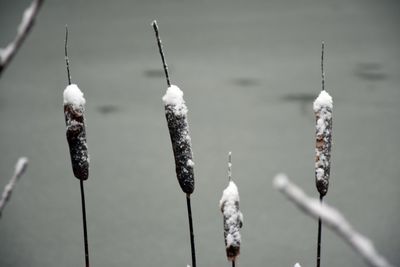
[0,0,399,266]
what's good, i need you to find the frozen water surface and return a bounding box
[0,0,399,267]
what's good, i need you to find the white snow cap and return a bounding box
[162,85,188,116]
[294,263,302,267]
[219,181,240,209]
[313,90,333,111]
[63,84,86,107]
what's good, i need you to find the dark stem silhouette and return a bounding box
[80,180,90,267]
[316,194,323,267]
[152,20,171,87]
[186,194,197,267]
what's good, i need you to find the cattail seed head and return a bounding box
[220,180,243,261]
[64,84,89,180]
[163,85,195,194]
[313,90,333,196]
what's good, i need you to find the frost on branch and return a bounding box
[220,180,243,261]
[63,84,89,180]
[163,85,194,194]
[0,157,29,217]
[274,174,394,267]
[0,0,44,76]
[313,90,333,196]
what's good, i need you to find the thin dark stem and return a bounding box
[151,20,171,87]
[65,25,71,85]
[321,41,325,91]
[80,179,90,267]
[186,194,196,267]
[316,194,323,267]
[232,260,236,267]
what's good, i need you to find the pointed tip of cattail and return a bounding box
[228,151,232,181]
[151,20,157,28]
[64,25,71,85]
[321,41,325,91]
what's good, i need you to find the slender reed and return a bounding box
[313,41,333,267]
[316,195,323,267]
[152,20,197,267]
[64,26,90,267]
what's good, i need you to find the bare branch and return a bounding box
[273,174,394,267]
[0,0,44,77]
[0,157,29,217]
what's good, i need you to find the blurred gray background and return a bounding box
[0,0,399,266]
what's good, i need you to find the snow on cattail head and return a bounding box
[162,85,188,116]
[162,84,194,194]
[313,90,332,111]
[220,170,243,261]
[313,90,333,196]
[63,84,86,109]
[63,83,89,181]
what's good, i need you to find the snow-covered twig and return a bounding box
[273,174,394,267]
[0,0,44,76]
[0,157,29,217]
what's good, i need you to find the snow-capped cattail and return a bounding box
[314,42,333,267]
[152,20,197,267]
[162,85,195,194]
[64,84,89,180]
[219,152,243,261]
[314,42,332,197]
[63,27,89,181]
[63,26,90,267]
[152,20,195,195]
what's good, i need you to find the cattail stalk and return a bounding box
[152,20,196,267]
[64,26,90,267]
[314,42,333,267]
[220,152,243,264]
[0,157,29,217]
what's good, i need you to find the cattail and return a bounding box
[219,152,243,261]
[314,41,333,267]
[314,42,332,197]
[162,85,195,194]
[63,26,90,267]
[64,84,89,180]
[152,20,197,267]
